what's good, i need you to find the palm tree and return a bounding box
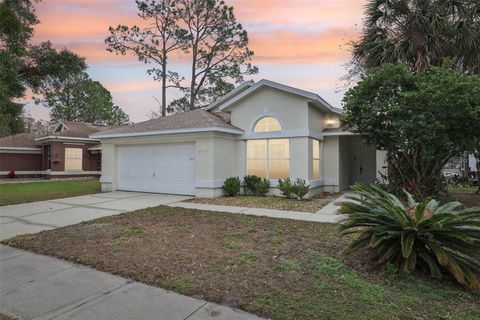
[351,0,480,196]
[352,0,480,74]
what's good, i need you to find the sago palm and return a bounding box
[339,183,480,290]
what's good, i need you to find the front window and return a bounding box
[254,117,282,132]
[312,139,321,179]
[65,148,83,171]
[247,139,289,179]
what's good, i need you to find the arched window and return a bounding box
[253,117,282,132]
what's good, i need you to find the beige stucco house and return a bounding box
[92,80,386,197]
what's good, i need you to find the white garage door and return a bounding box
[117,143,196,195]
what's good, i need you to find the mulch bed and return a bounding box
[184,193,341,212]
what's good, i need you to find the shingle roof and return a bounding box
[0,133,41,148]
[91,109,242,137]
[51,121,115,138]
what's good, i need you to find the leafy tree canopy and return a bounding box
[343,64,480,197]
[38,72,129,126]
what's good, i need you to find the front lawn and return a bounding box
[185,193,340,212]
[4,206,479,320]
[0,179,101,206]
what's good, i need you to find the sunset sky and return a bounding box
[27,0,366,122]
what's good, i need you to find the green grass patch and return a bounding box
[223,242,241,250]
[275,260,300,271]
[0,179,101,206]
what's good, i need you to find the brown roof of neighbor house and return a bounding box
[51,121,116,138]
[91,109,242,137]
[0,133,41,148]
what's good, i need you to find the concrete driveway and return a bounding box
[0,192,190,241]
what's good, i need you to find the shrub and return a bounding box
[254,178,271,197]
[243,175,261,195]
[339,183,480,290]
[291,179,309,200]
[7,170,15,179]
[278,178,294,198]
[223,177,241,196]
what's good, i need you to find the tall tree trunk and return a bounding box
[189,47,197,110]
[161,53,167,117]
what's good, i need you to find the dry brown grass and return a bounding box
[4,206,479,320]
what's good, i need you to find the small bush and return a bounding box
[292,179,309,200]
[243,175,262,195]
[7,170,15,179]
[223,177,241,196]
[254,178,271,196]
[278,178,294,198]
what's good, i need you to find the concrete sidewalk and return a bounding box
[0,245,263,320]
[169,193,347,224]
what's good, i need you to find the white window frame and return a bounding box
[312,139,321,179]
[253,116,282,133]
[246,138,290,179]
[64,147,83,171]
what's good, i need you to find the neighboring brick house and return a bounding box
[0,121,113,178]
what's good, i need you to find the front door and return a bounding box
[357,142,377,184]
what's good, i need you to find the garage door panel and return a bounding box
[117,143,196,195]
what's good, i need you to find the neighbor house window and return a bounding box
[247,139,289,179]
[65,148,82,171]
[254,117,282,132]
[312,139,321,179]
[47,146,52,170]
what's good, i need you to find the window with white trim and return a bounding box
[247,139,289,179]
[312,139,321,179]
[253,117,282,132]
[65,148,83,171]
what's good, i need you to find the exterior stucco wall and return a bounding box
[323,136,340,192]
[229,86,309,132]
[290,137,309,181]
[99,132,238,196]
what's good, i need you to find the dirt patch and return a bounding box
[185,193,341,212]
[451,192,480,207]
[3,206,479,320]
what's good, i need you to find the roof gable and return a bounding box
[207,79,342,115]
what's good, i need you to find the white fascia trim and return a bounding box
[240,129,324,140]
[205,81,254,111]
[90,126,244,139]
[0,147,42,153]
[217,79,342,115]
[36,136,100,142]
[322,131,356,136]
